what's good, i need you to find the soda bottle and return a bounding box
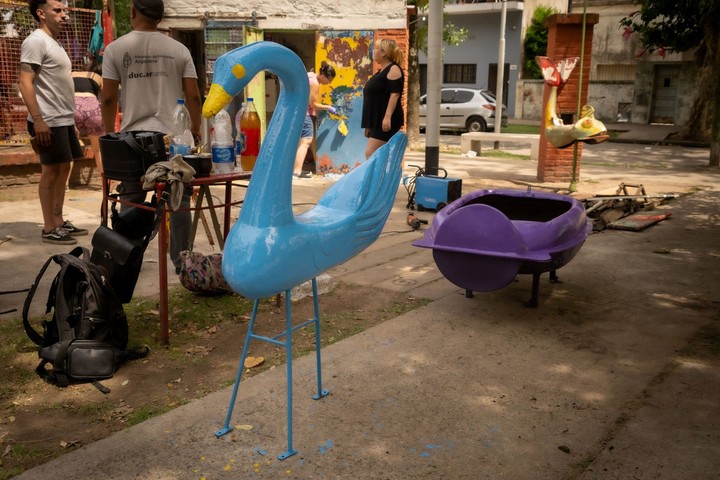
[239,97,261,171]
[169,98,192,157]
[211,109,235,174]
[234,101,245,168]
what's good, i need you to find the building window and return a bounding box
[205,22,250,90]
[596,64,636,82]
[443,64,477,84]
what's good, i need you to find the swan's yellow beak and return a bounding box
[202,84,233,118]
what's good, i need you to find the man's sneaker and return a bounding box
[60,220,88,236]
[293,171,312,180]
[42,227,77,245]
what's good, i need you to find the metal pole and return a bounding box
[569,0,588,193]
[493,0,507,148]
[425,0,443,176]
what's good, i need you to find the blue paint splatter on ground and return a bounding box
[319,439,334,455]
[415,441,450,458]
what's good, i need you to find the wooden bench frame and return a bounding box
[460,132,540,160]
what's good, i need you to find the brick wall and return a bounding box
[0,146,101,187]
[537,14,599,183]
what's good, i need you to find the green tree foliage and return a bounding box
[411,0,468,55]
[522,5,557,80]
[406,0,469,147]
[113,0,132,37]
[0,7,34,38]
[618,0,717,56]
[620,0,720,165]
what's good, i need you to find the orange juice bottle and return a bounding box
[239,98,261,171]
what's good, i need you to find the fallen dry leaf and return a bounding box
[110,405,135,420]
[186,345,213,356]
[244,356,265,369]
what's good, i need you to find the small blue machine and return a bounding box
[405,165,463,212]
[415,176,463,211]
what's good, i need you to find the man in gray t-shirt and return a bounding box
[100,0,202,273]
[19,0,88,245]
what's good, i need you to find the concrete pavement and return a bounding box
[3,131,720,479]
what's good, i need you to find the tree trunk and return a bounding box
[406,12,422,151]
[676,20,719,166]
[709,21,720,166]
[711,140,720,167]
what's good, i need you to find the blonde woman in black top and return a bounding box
[361,39,405,159]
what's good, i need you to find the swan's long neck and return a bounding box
[544,85,559,128]
[204,42,309,228]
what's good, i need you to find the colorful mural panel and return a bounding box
[315,30,373,174]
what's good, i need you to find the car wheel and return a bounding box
[436,202,447,211]
[466,117,486,133]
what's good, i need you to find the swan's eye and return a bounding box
[232,64,246,79]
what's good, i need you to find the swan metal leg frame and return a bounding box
[215,278,330,460]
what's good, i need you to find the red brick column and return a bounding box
[537,14,599,183]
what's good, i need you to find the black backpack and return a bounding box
[22,247,146,393]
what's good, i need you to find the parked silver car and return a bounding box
[419,88,509,133]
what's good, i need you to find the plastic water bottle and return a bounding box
[169,98,192,157]
[289,273,335,302]
[239,97,261,171]
[211,109,235,174]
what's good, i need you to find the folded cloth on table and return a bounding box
[142,155,196,210]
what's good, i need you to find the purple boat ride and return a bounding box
[413,188,592,306]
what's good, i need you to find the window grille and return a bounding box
[0,2,97,143]
[443,64,477,84]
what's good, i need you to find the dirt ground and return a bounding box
[1,280,427,478]
[3,139,719,479]
[0,176,427,478]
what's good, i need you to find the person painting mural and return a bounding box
[293,61,336,179]
[361,38,405,160]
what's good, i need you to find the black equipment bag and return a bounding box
[110,194,157,241]
[100,130,167,181]
[22,247,146,392]
[90,193,165,303]
[90,226,144,304]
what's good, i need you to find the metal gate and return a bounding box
[0,1,97,143]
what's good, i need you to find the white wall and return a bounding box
[518,80,633,123]
[162,0,407,30]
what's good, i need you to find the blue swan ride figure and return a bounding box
[203,41,408,300]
